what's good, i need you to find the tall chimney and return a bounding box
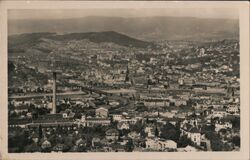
[52,72,57,114]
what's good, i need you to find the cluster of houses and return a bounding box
[9,96,239,152]
[8,39,240,152]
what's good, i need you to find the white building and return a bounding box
[81,115,111,127]
[226,105,239,114]
[117,122,130,130]
[96,107,108,118]
[112,114,123,121]
[145,138,177,151]
[215,121,233,132]
[212,109,228,118]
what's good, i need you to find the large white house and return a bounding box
[145,138,177,151]
[96,107,109,118]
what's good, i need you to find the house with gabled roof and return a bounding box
[180,123,201,146]
[96,107,108,118]
[41,139,51,150]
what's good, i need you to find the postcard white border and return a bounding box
[0,1,249,160]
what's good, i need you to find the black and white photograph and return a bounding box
[0,1,249,160]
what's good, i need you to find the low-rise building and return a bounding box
[215,120,233,132]
[96,107,109,118]
[105,128,119,141]
[81,115,111,127]
[145,138,177,151]
[226,105,239,114]
[117,122,130,130]
[112,114,123,121]
[41,139,51,150]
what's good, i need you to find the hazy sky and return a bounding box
[9,8,239,20]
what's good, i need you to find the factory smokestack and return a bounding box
[52,72,57,114]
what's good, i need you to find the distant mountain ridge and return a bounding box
[8,31,154,53]
[49,31,153,48]
[8,16,239,41]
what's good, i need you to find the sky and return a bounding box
[8,8,239,20]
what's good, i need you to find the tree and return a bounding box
[131,120,144,133]
[48,134,57,146]
[56,125,63,134]
[110,121,118,128]
[24,142,41,152]
[218,128,227,135]
[177,135,193,148]
[74,112,82,119]
[231,117,240,129]
[110,115,114,123]
[136,105,148,112]
[155,127,159,137]
[125,139,134,152]
[38,125,43,141]
[55,135,64,144]
[211,138,224,151]
[206,132,224,151]
[140,129,147,138]
[8,130,32,152]
[201,124,215,133]
[232,136,240,147]
[160,123,180,142]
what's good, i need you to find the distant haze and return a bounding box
[8,9,239,41]
[8,8,239,20]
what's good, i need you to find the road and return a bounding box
[103,89,137,94]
